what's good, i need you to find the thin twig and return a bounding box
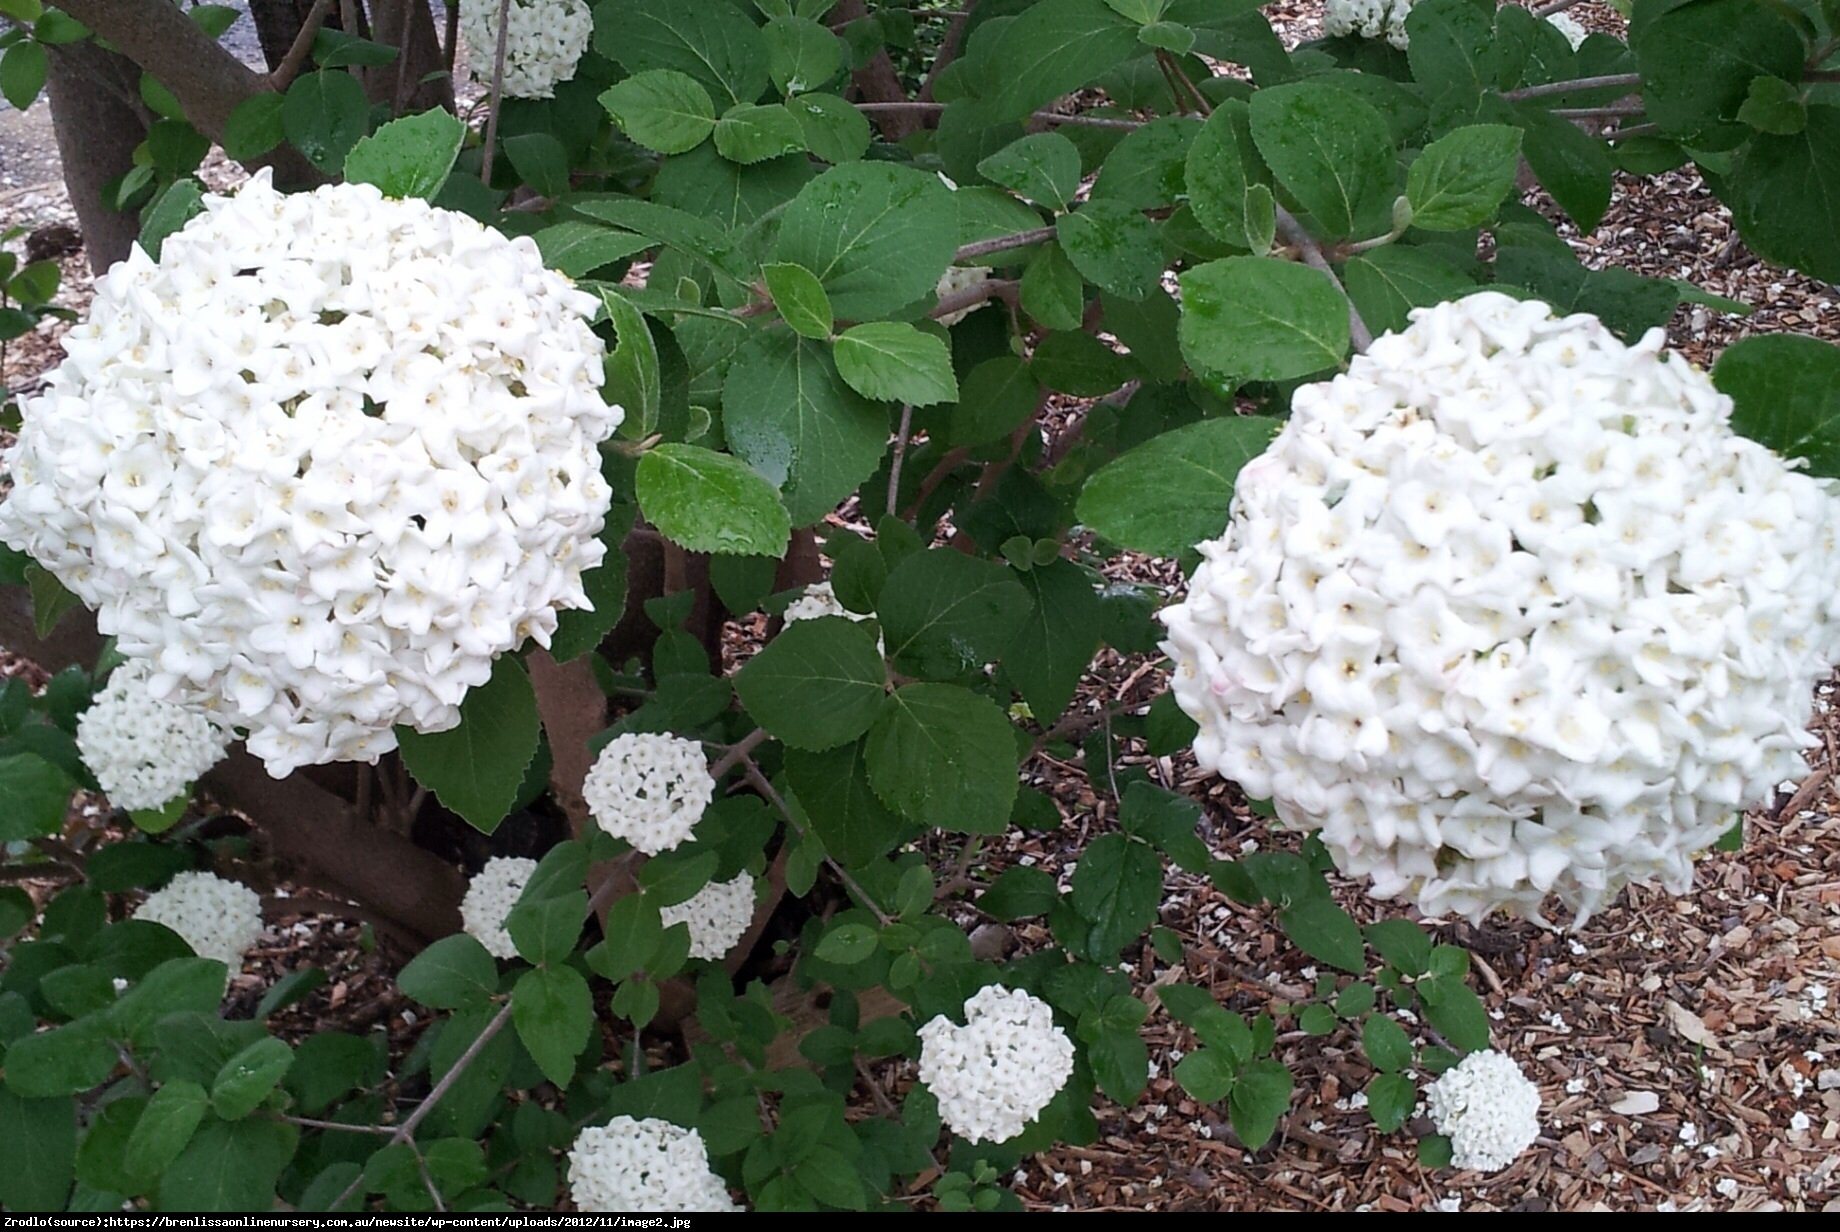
[279,1114,395,1135]
[1531,0,1591,15]
[887,404,915,518]
[479,0,514,185]
[1502,72,1641,101]
[955,226,1056,262]
[266,0,337,91]
[1606,122,1661,141]
[854,100,1143,130]
[1274,206,1374,353]
[1157,48,1213,116]
[709,727,769,779]
[1551,103,1646,119]
[741,761,893,926]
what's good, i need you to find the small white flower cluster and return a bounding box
[566,1116,739,1213]
[660,871,755,961]
[76,661,229,811]
[582,732,716,854]
[917,984,1076,1144]
[460,855,538,960]
[0,171,619,778]
[1161,293,1840,924]
[132,870,264,972]
[1425,1050,1541,1172]
[1323,0,1415,50]
[782,580,873,626]
[936,264,994,327]
[1546,12,1589,50]
[460,0,593,100]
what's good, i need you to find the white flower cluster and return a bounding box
[566,1116,739,1213]
[1161,293,1840,925]
[460,0,593,100]
[0,171,619,778]
[582,733,715,854]
[917,984,1075,1144]
[76,661,229,811]
[132,870,264,971]
[936,264,994,328]
[1322,0,1585,51]
[1425,1050,1541,1172]
[1546,12,1589,50]
[1323,0,1414,50]
[782,580,873,626]
[660,871,755,961]
[460,855,537,960]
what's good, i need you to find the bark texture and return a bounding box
[43,38,152,274]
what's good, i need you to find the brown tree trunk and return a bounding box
[43,38,152,275]
[832,0,922,141]
[362,0,453,116]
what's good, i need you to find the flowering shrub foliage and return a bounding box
[2,0,1840,1217]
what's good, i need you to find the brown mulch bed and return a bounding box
[3,0,1838,1215]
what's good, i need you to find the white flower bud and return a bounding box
[459,856,538,960]
[582,733,715,854]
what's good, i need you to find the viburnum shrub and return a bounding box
[1,0,1838,1215]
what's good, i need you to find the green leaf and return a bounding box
[948,355,1040,448]
[1366,1072,1416,1133]
[512,965,594,1088]
[1492,237,1678,341]
[880,550,1031,680]
[762,261,834,339]
[599,69,718,154]
[1278,894,1366,974]
[1031,331,1131,396]
[0,40,46,111]
[977,866,1060,920]
[1416,975,1492,1053]
[834,322,959,406]
[26,564,79,639]
[1342,246,1475,338]
[585,895,665,980]
[1227,1059,1293,1150]
[105,959,229,1046]
[1405,123,1521,230]
[155,1116,294,1212]
[977,131,1082,209]
[1361,1014,1413,1073]
[222,93,286,161]
[1738,74,1805,135]
[1076,415,1279,557]
[1070,833,1162,957]
[763,15,842,95]
[1403,0,1495,106]
[534,222,652,279]
[1092,113,1200,210]
[714,102,808,163]
[1248,80,1394,240]
[814,921,878,964]
[1020,243,1087,331]
[1001,560,1104,723]
[786,91,871,164]
[1185,99,1273,253]
[211,1036,293,1121]
[0,1088,73,1210]
[635,443,791,557]
[985,0,1142,122]
[784,741,907,866]
[1507,100,1614,233]
[1364,918,1432,976]
[865,684,1018,834]
[0,752,73,842]
[4,1021,118,1098]
[573,198,752,290]
[771,162,959,320]
[1419,1133,1455,1168]
[505,890,586,966]
[1298,1003,1336,1035]
[281,70,369,174]
[1179,256,1349,382]
[343,107,466,200]
[1629,0,1802,138]
[594,287,662,441]
[1173,1048,1236,1103]
[503,132,569,197]
[722,332,889,527]
[398,934,501,1011]
[1714,333,1840,477]
[735,617,886,751]
[549,518,630,664]
[137,179,204,262]
[1055,199,1164,300]
[1727,105,1840,283]
[396,656,539,835]
[595,0,770,109]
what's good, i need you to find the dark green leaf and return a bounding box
[976,866,1060,921]
[281,70,368,174]
[0,752,73,842]
[223,92,286,161]
[0,1090,74,1211]
[864,684,1018,834]
[1184,98,1273,252]
[1714,333,1840,478]
[1405,123,1522,230]
[211,1036,292,1121]
[814,921,878,964]
[713,102,808,163]
[771,162,959,319]
[1001,559,1105,723]
[599,69,718,154]
[879,550,1031,680]
[1362,1014,1413,1072]
[1367,1072,1416,1132]
[1727,105,1840,283]
[3,1020,116,1097]
[0,40,47,111]
[1227,1058,1292,1149]
[505,890,586,966]
[1342,245,1475,337]
[1178,256,1349,381]
[1055,199,1165,300]
[511,965,594,1088]
[762,261,834,340]
[735,617,886,751]
[1248,80,1394,240]
[784,741,907,866]
[534,222,652,279]
[985,0,1141,122]
[764,15,842,95]
[635,443,791,557]
[834,322,957,407]
[1020,242,1087,331]
[1364,918,1432,976]
[138,180,204,262]
[1070,832,1162,957]
[396,656,540,835]
[948,355,1040,448]
[155,1116,294,1212]
[343,108,467,200]
[1629,0,1802,138]
[1279,894,1366,974]
[398,934,500,1011]
[978,131,1082,208]
[1417,974,1492,1053]
[1076,415,1279,557]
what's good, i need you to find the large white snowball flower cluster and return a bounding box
[567,1116,739,1212]
[582,732,716,854]
[460,855,538,960]
[0,170,620,778]
[660,871,755,961]
[77,661,229,811]
[132,870,264,971]
[1160,293,1840,925]
[1323,0,1415,50]
[460,0,593,100]
[1425,1050,1541,1172]
[917,984,1076,1144]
